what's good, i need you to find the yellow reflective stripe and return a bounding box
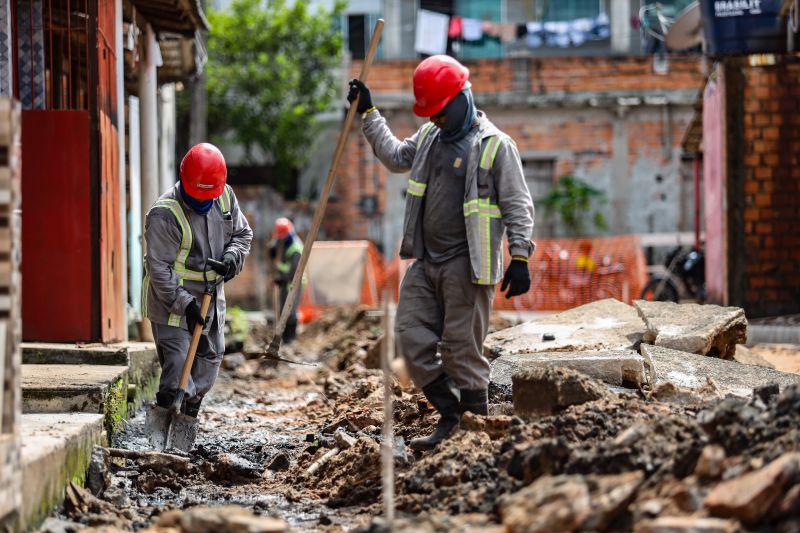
[153,200,193,274]
[418,122,435,146]
[174,268,219,282]
[407,179,427,198]
[217,185,231,213]
[480,136,502,170]
[142,274,150,318]
[463,198,501,218]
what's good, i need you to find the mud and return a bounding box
[44,306,800,532]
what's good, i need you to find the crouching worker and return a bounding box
[144,143,253,418]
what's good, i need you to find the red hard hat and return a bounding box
[273,217,294,239]
[412,55,470,117]
[180,143,227,200]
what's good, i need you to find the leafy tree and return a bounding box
[206,0,344,191]
[540,175,608,236]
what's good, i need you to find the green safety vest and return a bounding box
[142,186,233,326]
[276,239,306,287]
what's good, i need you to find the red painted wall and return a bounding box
[21,111,94,341]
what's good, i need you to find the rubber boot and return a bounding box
[460,389,488,415]
[282,320,297,345]
[409,374,461,451]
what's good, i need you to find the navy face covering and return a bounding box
[438,87,477,144]
[179,182,213,215]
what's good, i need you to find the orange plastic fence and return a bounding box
[494,235,647,311]
[382,235,647,312]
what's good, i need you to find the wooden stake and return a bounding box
[381,290,395,522]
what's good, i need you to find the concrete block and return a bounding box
[492,349,648,388]
[512,367,613,418]
[20,413,105,531]
[484,299,645,360]
[22,364,128,436]
[22,342,160,412]
[642,344,800,397]
[633,300,747,359]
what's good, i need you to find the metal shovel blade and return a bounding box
[145,404,172,450]
[166,412,198,452]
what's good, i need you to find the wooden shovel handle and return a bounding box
[270,19,384,351]
[178,291,213,390]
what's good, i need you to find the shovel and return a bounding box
[146,281,215,452]
[264,18,384,362]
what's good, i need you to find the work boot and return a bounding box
[409,374,461,451]
[182,398,202,418]
[460,389,488,415]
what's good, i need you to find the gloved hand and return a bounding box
[185,300,209,332]
[347,79,373,114]
[268,246,277,260]
[501,259,531,299]
[208,253,237,282]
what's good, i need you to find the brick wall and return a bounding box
[325,55,703,248]
[739,61,800,317]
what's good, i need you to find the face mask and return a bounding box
[438,87,477,143]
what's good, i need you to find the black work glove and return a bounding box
[208,253,237,282]
[501,259,531,299]
[185,300,209,332]
[347,79,373,114]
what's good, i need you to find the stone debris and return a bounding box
[512,366,614,417]
[499,471,644,532]
[733,344,775,369]
[222,353,247,370]
[492,349,647,387]
[633,300,747,359]
[484,299,645,359]
[704,452,800,523]
[153,505,288,533]
[635,516,742,533]
[694,444,726,480]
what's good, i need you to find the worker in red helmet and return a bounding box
[143,143,253,421]
[268,217,304,344]
[348,55,534,450]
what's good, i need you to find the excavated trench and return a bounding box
[44,307,800,532]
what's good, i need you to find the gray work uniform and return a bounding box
[143,183,253,404]
[362,110,534,390]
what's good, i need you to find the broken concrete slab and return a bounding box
[642,344,800,397]
[484,299,645,360]
[512,367,613,418]
[636,516,741,533]
[20,413,105,531]
[633,300,747,359]
[22,364,129,435]
[492,349,648,388]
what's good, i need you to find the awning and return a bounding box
[129,0,209,35]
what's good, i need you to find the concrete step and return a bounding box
[20,413,105,531]
[22,342,161,411]
[22,364,129,435]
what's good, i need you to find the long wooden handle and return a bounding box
[269,18,384,353]
[179,291,213,390]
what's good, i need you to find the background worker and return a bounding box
[269,217,304,344]
[348,55,535,450]
[144,143,253,418]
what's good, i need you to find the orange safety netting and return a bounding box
[382,235,647,312]
[493,235,647,312]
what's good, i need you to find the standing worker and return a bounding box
[269,217,304,344]
[144,143,253,419]
[348,55,534,450]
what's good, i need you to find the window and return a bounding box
[345,14,382,60]
[542,0,603,21]
[523,158,556,202]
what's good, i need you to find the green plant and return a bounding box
[540,175,608,236]
[206,0,345,193]
[226,306,250,344]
